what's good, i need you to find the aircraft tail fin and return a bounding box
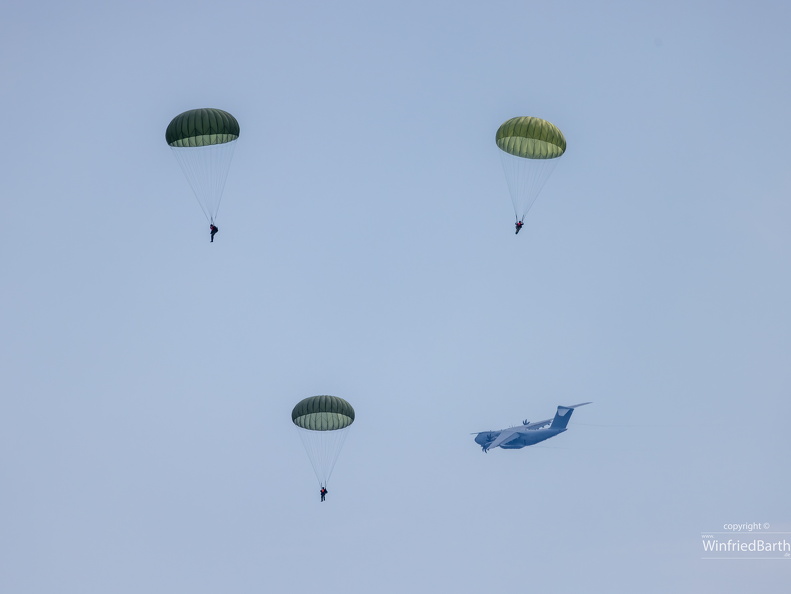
[550,402,591,430]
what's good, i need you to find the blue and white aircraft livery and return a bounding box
[473,403,591,452]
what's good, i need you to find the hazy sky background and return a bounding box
[2,1,789,592]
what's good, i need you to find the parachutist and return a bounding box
[320,486,328,502]
[515,220,524,234]
[210,224,218,242]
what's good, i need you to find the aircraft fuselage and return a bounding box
[499,427,566,448]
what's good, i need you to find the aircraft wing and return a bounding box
[524,418,552,430]
[486,429,521,450]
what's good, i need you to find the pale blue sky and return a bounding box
[1,0,790,592]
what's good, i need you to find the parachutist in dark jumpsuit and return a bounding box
[515,220,524,235]
[210,224,218,242]
[320,486,328,502]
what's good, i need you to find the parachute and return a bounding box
[292,395,355,488]
[496,116,566,222]
[166,108,239,223]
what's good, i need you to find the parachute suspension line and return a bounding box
[208,141,235,221]
[295,427,323,486]
[499,151,559,221]
[322,428,350,486]
[172,145,212,222]
[171,141,237,223]
[295,426,351,487]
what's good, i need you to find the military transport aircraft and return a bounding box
[473,402,591,452]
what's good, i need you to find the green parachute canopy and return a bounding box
[292,395,355,488]
[495,116,566,222]
[166,108,240,148]
[292,395,355,431]
[166,108,240,223]
[496,116,566,159]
